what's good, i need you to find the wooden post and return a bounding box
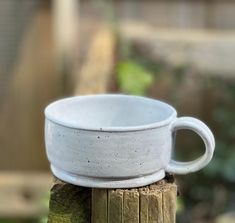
[48,178,91,223]
[52,0,79,94]
[48,178,177,223]
[47,23,177,223]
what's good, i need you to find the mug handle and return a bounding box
[166,117,215,174]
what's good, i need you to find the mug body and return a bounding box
[45,94,177,188]
[45,120,173,178]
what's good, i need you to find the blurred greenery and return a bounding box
[0,219,38,223]
[203,81,235,183]
[0,217,47,223]
[117,60,154,95]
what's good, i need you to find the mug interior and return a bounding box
[45,95,176,131]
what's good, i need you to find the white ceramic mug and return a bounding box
[45,94,215,188]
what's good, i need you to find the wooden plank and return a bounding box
[90,180,177,223]
[148,185,163,223]
[162,184,177,223]
[91,189,108,223]
[52,0,79,59]
[0,6,62,171]
[120,22,235,77]
[52,0,79,93]
[74,25,115,95]
[108,189,123,223]
[123,189,139,223]
[81,0,235,30]
[139,188,149,223]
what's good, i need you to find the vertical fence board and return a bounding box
[123,189,140,223]
[108,189,123,223]
[92,189,108,223]
[139,188,149,223]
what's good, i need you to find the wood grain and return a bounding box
[48,179,177,223]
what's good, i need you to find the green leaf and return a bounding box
[117,60,154,95]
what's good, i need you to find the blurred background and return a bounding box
[0,0,235,222]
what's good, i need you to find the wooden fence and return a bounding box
[82,0,235,30]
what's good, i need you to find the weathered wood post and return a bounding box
[91,179,177,223]
[48,178,177,223]
[47,23,177,223]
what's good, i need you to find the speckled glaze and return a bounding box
[44,94,215,188]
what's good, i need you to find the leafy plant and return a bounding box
[117,60,154,95]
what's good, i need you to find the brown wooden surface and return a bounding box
[91,189,108,223]
[81,0,235,30]
[108,189,123,223]
[74,25,115,95]
[0,5,61,171]
[0,172,51,218]
[48,178,177,223]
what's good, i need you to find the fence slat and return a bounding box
[91,189,108,223]
[108,189,123,223]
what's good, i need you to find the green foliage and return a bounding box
[39,217,47,223]
[0,219,38,223]
[0,220,16,223]
[117,60,154,95]
[205,82,235,183]
[176,198,185,213]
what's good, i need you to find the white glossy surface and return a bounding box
[44,94,215,188]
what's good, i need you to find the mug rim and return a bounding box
[45,94,177,132]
